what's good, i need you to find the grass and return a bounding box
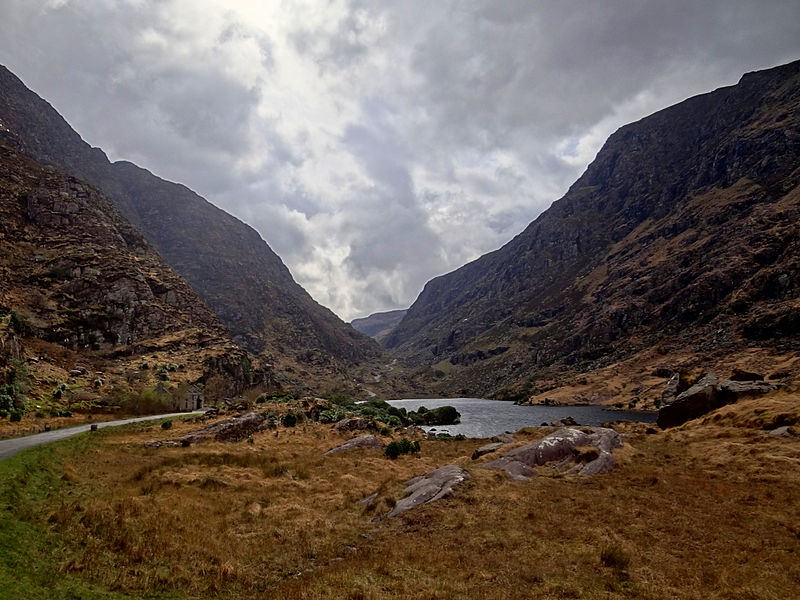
[1,404,799,599]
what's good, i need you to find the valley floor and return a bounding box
[1,397,799,600]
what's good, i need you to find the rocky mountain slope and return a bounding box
[0,65,380,388]
[351,309,408,344]
[384,60,800,398]
[0,128,262,412]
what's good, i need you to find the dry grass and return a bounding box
[29,407,800,599]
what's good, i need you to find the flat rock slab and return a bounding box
[388,465,470,518]
[485,427,622,481]
[471,442,504,460]
[324,435,384,455]
[175,411,266,445]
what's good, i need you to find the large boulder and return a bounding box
[177,411,266,445]
[388,465,470,518]
[324,435,384,455]
[657,374,779,428]
[485,427,623,481]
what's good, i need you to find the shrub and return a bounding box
[0,409,7,419]
[384,437,419,459]
[34,411,45,419]
[161,420,173,430]
[600,545,631,571]
[379,427,391,436]
[9,410,23,422]
[384,441,401,460]
[281,413,297,427]
[9,310,26,335]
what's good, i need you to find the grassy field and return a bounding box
[1,399,799,599]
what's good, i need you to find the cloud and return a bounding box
[1,0,799,320]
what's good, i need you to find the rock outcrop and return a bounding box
[657,374,780,428]
[485,427,623,481]
[388,465,470,518]
[175,411,266,445]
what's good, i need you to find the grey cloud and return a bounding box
[1,0,798,321]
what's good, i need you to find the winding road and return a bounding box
[0,411,204,461]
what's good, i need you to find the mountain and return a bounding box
[0,126,262,410]
[351,309,408,344]
[385,60,800,398]
[0,65,380,388]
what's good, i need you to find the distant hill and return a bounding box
[0,65,380,389]
[385,60,800,398]
[351,310,408,344]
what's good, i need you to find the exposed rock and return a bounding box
[388,465,470,518]
[334,418,376,432]
[485,427,623,481]
[560,416,579,426]
[657,375,780,428]
[491,433,514,444]
[471,442,504,460]
[769,426,796,437]
[356,492,379,506]
[324,435,384,456]
[661,373,681,406]
[176,411,266,445]
[730,368,764,381]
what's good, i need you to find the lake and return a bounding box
[387,397,657,439]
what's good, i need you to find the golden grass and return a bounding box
[32,409,800,599]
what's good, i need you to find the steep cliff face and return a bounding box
[0,66,380,383]
[385,60,800,396]
[0,131,269,409]
[0,138,226,350]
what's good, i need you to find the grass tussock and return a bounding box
[2,410,800,599]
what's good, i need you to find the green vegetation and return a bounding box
[161,420,173,430]
[384,437,421,459]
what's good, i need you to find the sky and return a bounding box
[1,1,799,321]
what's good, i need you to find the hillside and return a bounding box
[351,309,408,344]
[0,129,264,418]
[385,60,800,399]
[0,65,380,389]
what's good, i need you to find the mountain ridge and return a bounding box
[385,60,800,399]
[0,65,380,389]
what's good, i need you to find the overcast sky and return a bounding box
[1,1,798,321]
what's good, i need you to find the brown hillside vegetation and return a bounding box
[5,397,798,600]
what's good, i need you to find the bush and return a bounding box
[0,409,7,419]
[9,310,26,335]
[384,437,419,459]
[161,420,173,430]
[379,427,391,436]
[281,413,297,427]
[9,410,23,422]
[600,545,631,571]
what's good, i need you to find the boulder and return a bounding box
[324,435,384,455]
[491,433,514,444]
[485,427,622,481]
[334,417,376,432]
[769,426,796,437]
[661,373,681,405]
[657,375,779,428]
[176,411,266,445]
[388,465,470,518]
[471,442,504,460]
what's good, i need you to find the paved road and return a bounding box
[0,411,204,462]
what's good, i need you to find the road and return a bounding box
[0,411,204,461]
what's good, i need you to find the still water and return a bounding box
[387,397,657,439]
